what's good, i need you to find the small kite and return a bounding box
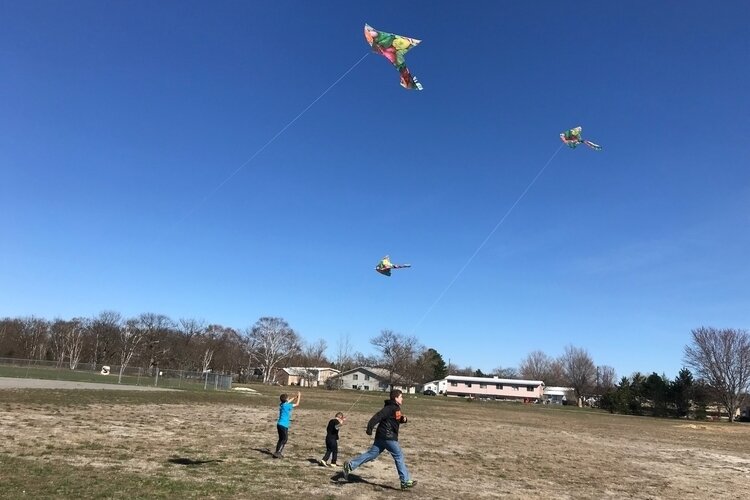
[375,255,411,276]
[364,23,423,90]
[560,127,602,151]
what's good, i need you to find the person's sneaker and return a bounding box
[317,459,328,467]
[342,461,352,479]
[329,462,340,468]
[401,479,417,490]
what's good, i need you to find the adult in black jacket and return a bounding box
[343,389,416,490]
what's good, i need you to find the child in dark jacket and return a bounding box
[343,389,416,490]
[318,412,345,467]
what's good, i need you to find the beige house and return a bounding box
[275,367,340,387]
[334,367,416,394]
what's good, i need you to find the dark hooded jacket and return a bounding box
[366,399,407,441]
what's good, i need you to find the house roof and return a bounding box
[337,366,404,381]
[278,367,341,376]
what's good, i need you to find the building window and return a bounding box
[364,386,370,390]
[479,383,487,389]
[526,386,534,392]
[352,385,358,389]
[364,375,370,381]
[451,382,458,387]
[353,374,359,380]
[496,384,503,389]
[465,382,472,387]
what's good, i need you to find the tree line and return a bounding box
[513,327,750,422]
[0,313,449,386]
[2,314,748,421]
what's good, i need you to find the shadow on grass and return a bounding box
[168,457,223,466]
[330,472,400,491]
[251,447,275,458]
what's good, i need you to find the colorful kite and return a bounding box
[364,23,423,90]
[375,255,411,276]
[560,127,602,151]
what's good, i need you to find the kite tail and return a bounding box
[584,140,602,151]
[393,264,412,269]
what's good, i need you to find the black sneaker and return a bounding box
[401,479,417,490]
[343,461,352,480]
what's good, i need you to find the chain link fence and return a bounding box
[0,357,231,391]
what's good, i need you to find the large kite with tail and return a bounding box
[560,126,602,151]
[375,255,412,277]
[364,23,423,90]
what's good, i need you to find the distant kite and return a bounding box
[364,23,423,90]
[560,126,602,151]
[375,255,411,276]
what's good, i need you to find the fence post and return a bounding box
[155,368,159,387]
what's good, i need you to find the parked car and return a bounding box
[422,389,437,396]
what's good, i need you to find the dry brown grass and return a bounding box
[1,384,749,499]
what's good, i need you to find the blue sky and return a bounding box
[2,1,749,379]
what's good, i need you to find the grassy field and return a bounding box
[1,384,749,499]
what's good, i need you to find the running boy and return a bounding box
[343,389,416,490]
[273,391,301,458]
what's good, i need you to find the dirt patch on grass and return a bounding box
[0,376,176,391]
[1,389,749,498]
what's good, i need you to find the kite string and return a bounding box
[171,51,371,229]
[346,389,366,414]
[409,143,565,335]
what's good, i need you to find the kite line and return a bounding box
[171,51,371,229]
[409,143,565,334]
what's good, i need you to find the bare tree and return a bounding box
[560,345,596,406]
[88,311,122,368]
[246,317,301,384]
[371,330,421,390]
[178,318,205,340]
[492,366,519,379]
[684,327,750,422]
[66,321,86,370]
[200,324,224,374]
[595,365,617,393]
[49,318,87,370]
[519,350,552,381]
[207,325,244,376]
[19,317,49,360]
[299,338,328,386]
[336,333,354,372]
[118,319,143,383]
[303,338,328,366]
[49,318,69,367]
[134,313,175,374]
[546,358,567,387]
[353,351,380,367]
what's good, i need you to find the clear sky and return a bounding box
[2,1,749,379]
